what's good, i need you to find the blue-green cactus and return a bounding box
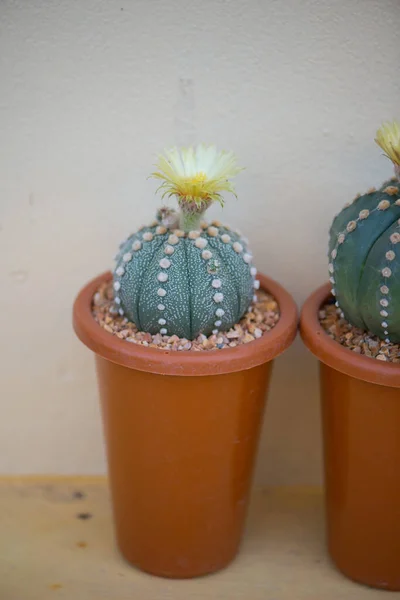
[328,122,400,343]
[112,145,259,340]
[328,179,400,342]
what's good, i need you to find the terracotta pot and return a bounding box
[73,271,297,579]
[301,283,400,591]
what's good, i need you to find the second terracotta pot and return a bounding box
[301,283,400,591]
[73,271,297,578]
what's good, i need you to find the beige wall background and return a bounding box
[1,0,399,483]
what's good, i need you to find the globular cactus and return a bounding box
[328,121,400,342]
[112,145,259,340]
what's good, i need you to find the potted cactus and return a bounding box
[300,122,400,590]
[73,145,297,578]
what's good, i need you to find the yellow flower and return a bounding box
[150,144,243,206]
[375,121,400,166]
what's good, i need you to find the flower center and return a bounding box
[188,171,207,184]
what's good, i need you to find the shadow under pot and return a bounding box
[300,282,400,591]
[73,271,297,579]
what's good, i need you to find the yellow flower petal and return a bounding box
[375,121,400,166]
[150,144,243,205]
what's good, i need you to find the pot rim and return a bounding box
[300,282,400,387]
[73,271,298,376]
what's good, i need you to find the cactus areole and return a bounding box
[328,121,400,342]
[113,145,259,340]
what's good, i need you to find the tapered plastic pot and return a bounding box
[73,271,297,578]
[300,282,400,591]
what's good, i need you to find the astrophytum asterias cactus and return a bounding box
[328,121,400,342]
[112,145,259,340]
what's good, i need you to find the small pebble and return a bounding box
[319,301,400,363]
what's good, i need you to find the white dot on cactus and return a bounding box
[253,294,258,302]
[164,244,175,255]
[328,263,334,273]
[188,230,200,239]
[194,237,208,249]
[168,234,179,245]
[118,308,124,316]
[213,292,224,303]
[382,267,392,278]
[156,226,167,235]
[215,308,225,317]
[202,250,212,260]
[212,329,219,335]
[113,281,121,291]
[381,321,388,328]
[346,221,356,232]
[378,200,391,211]
[157,272,168,282]
[359,209,369,220]
[122,252,132,262]
[384,186,399,195]
[157,288,167,297]
[385,338,391,343]
[150,220,158,227]
[335,301,339,307]
[214,320,222,327]
[396,199,400,206]
[157,304,165,311]
[233,242,243,253]
[212,279,222,289]
[158,318,166,325]
[380,310,388,317]
[254,279,260,289]
[208,226,219,237]
[132,240,142,251]
[221,234,231,243]
[380,298,389,307]
[384,330,389,335]
[115,266,125,277]
[380,285,389,294]
[390,232,400,244]
[114,296,121,305]
[386,250,395,261]
[329,277,335,284]
[212,220,222,227]
[243,253,252,263]
[159,258,171,269]
[331,288,336,296]
[173,229,185,237]
[200,221,208,229]
[143,232,154,242]
[160,328,167,335]
[250,266,257,276]
[339,311,345,318]
[331,249,337,259]
[338,234,345,244]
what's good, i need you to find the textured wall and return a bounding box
[0,0,399,482]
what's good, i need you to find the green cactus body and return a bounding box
[328,179,400,342]
[113,219,258,340]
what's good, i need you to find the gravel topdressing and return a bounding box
[319,301,400,363]
[92,281,280,351]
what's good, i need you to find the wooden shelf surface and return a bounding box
[0,477,388,599]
